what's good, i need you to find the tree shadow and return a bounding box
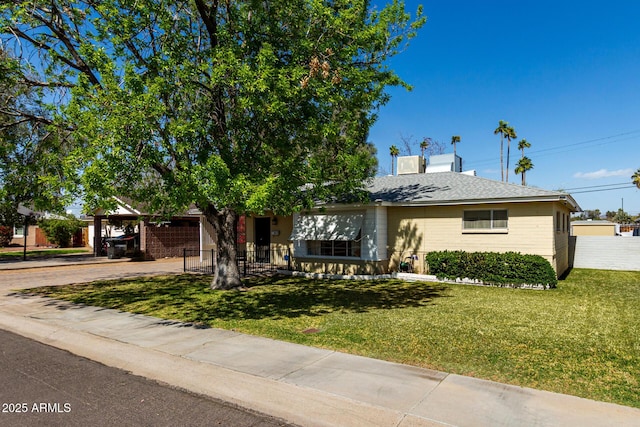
[394,221,424,257]
[22,275,450,323]
[387,220,425,272]
[369,182,449,203]
[210,277,448,321]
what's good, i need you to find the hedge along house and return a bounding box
[243,155,581,278]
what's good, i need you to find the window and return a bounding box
[556,212,561,232]
[13,225,24,237]
[307,232,361,257]
[463,210,508,230]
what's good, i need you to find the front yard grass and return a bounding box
[24,268,640,409]
[0,248,90,259]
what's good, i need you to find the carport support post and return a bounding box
[93,215,104,257]
[22,214,29,261]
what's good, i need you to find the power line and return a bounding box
[465,130,640,168]
[564,182,633,191]
[569,185,636,194]
[526,130,640,155]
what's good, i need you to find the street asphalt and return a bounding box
[0,328,293,427]
[1,255,639,426]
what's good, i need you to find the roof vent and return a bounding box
[397,156,425,175]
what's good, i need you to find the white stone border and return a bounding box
[277,269,550,289]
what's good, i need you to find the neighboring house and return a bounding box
[243,156,581,278]
[570,220,616,236]
[10,210,83,248]
[9,224,54,247]
[90,197,201,259]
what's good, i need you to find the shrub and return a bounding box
[0,225,12,247]
[38,216,84,247]
[425,250,557,289]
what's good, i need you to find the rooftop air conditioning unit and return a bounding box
[397,155,425,175]
[425,153,463,173]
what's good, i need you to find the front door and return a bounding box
[254,217,271,262]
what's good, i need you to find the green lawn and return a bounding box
[24,268,640,408]
[0,248,90,259]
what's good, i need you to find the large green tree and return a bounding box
[1,0,425,289]
[0,46,69,222]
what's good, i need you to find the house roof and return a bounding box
[364,172,581,211]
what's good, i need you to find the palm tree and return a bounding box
[517,138,531,157]
[494,120,508,181]
[504,125,516,183]
[517,138,531,184]
[420,138,430,158]
[390,145,399,175]
[451,135,461,157]
[515,156,533,186]
[632,168,640,189]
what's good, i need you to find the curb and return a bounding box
[0,257,134,271]
[0,303,425,427]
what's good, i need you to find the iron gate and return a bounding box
[183,248,291,276]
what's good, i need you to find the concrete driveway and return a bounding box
[0,257,184,292]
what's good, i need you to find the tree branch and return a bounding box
[17,5,102,88]
[194,0,218,47]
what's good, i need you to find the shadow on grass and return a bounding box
[25,274,450,323]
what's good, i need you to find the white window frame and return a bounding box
[306,231,362,258]
[462,209,508,233]
[13,225,25,238]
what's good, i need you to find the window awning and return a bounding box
[290,213,364,241]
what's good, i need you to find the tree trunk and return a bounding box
[505,140,510,183]
[500,137,504,182]
[203,205,243,290]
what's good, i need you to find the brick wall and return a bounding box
[144,225,199,260]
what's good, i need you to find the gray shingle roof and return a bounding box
[366,172,580,210]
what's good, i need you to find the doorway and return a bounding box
[254,217,271,262]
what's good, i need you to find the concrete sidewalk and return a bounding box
[1,293,638,427]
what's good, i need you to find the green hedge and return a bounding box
[424,250,557,289]
[38,216,83,247]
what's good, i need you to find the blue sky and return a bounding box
[369,0,640,215]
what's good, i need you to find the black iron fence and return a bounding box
[183,248,216,274]
[184,248,291,276]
